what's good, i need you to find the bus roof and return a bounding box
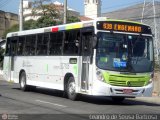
[6,17,150,38]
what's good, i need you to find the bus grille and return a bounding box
[108,75,147,87]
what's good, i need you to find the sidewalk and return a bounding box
[133,97,160,104]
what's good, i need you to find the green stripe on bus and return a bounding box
[46,64,48,73]
[73,65,78,75]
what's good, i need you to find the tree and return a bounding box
[31,0,80,27]
[32,0,59,17]
[31,0,60,28]
[35,16,58,28]
[67,16,80,23]
[23,19,37,30]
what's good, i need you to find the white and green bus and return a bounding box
[3,18,154,101]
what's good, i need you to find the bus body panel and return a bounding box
[91,79,153,97]
[22,56,63,90]
[3,56,86,92]
[3,56,11,82]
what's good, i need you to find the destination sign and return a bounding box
[97,21,152,34]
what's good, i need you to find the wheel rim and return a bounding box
[68,81,75,96]
[20,76,25,88]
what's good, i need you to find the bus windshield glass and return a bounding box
[96,32,154,73]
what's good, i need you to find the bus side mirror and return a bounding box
[92,35,97,48]
[89,35,97,64]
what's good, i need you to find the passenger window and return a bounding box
[49,32,63,55]
[25,35,36,55]
[10,37,18,56]
[5,38,11,56]
[17,36,25,56]
[63,30,80,55]
[37,34,49,55]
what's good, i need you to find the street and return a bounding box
[0,77,160,120]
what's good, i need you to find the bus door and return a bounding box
[10,37,17,81]
[81,27,94,91]
[3,37,17,81]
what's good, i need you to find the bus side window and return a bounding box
[25,35,36,56]
[5,38,11,56]
[17,36,25,56]
[37,33,49,55]
[49,33,56,55]
[50,32,63,55]
[56,32,63,55]
[63,29,80,55]
[11,37,18,56]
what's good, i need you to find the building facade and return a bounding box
[0,10,18,38]
[84,0,101,19]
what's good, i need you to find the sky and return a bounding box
[0,0,144,15]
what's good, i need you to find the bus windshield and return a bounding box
[96,32,154,73]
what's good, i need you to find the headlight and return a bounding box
[96,69,105,82]
[147,73,154,85]
[147,79,153,85]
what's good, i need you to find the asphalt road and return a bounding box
[0,78,160,120]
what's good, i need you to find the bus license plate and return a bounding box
[123,89,133,94]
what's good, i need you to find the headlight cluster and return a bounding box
[148,79,153,84]
[146,73,154,85]
[96,68,105,82]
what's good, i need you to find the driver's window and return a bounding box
[11,37,18,56]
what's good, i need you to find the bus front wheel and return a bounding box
[67,77,77,101]
[20,72,29,91]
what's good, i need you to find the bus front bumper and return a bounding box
[91,80,153,97]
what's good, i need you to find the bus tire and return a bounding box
[111,97,125,102]
[20,72,29,91]
[67,77,77,101]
